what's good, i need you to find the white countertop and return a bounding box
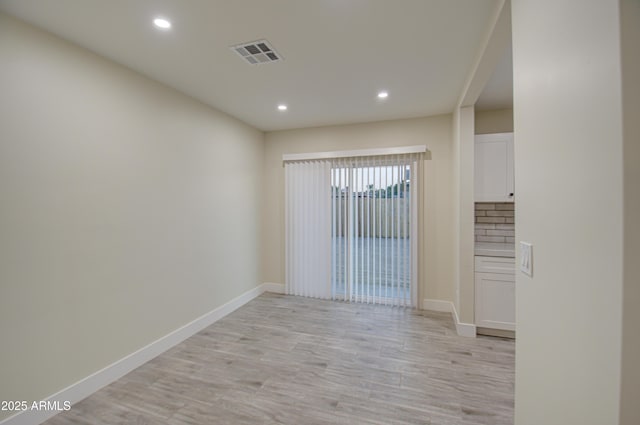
[475,242,515,258]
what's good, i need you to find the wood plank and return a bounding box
[44,293,514,425]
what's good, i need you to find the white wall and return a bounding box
[620,0,640,423]
[0,13,263,420]
[263,115,455,304]
[451,106,476,324]
[512,0,626,423]
[475,108,513,134]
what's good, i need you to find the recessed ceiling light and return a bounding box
[278,104,288,111]
[153,18,171,29]
[377,91,389,99]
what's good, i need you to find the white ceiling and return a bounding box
[0,0,507,131]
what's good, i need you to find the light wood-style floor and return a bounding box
[45,293,514,425]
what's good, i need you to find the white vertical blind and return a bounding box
[411,155,419,305]
[285,153,421,307]
[330,154,421,307]
[285,161,332,298]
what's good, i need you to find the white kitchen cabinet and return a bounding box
[474,132,514,202]
[475,256,515,331]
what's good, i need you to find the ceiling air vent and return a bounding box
[230,39,282,65]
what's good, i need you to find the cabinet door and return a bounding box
[475,272,515,331]
[475,133,514,202]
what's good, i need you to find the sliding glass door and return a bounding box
[285,152,420,307]
[331,155,418,307]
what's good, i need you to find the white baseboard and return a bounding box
[262,282,285,294]
[0,283,273,425]
[421,298,454,313]
[422,298,476,338]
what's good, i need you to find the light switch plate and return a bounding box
[520,242,533,276]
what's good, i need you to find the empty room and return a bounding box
[0,1,638,425]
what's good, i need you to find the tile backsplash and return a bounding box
[475,202,515,244]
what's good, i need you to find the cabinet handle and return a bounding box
[509,193,514,197]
